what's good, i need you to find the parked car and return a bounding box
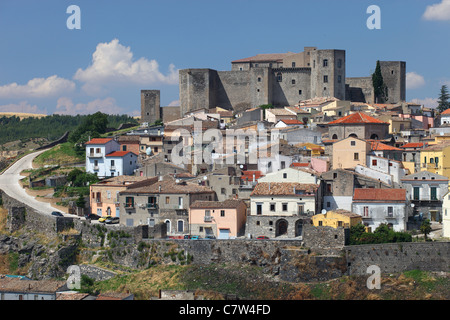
[205,235,216,240]
[191,235,201,240]
[105,217,120,224]
[256,236,270,240]
[98,215,112,223]
[183,235,191,239]
[85,213,100,220]
[51,211,64,217]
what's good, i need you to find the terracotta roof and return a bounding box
[327,112,388,125]
[232,53,292,63]
[400,142,424,149]
[441,108,450,115]
[278,119,303,125]
[85,138,114,145]
[291,162,310,167]
[0,278,67,293]
[241,170,264,181]
[251,182,319,196]
[370,141,403,151]
[120,180,214,195]
[190,199,246,209]
[105,151,137,157]
[353,188,406,202]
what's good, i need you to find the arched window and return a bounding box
[332,134,338,140]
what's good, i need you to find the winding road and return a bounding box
[0,150,64,216]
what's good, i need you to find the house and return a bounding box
[0,277,68,300]
[85,138,138,178]
[442,192,450,238]
[332,137,371,169]
[370,141,403,162]
[400,142,426,173]
[439,108,450,126]
[327,112,390,141]
[189,199,247,239]
[89,176,158,217]
[117,135,140,155]
[400,171,449,222]
[352,188,409,232]
[265,108,297,124]
[247,182,319,238]
[118,179,216,236]
[274,127,322,146]
[320,169,392,212]
[274,119,304,128]
[355,155,406,186]
[420,141,450,178]
[258,167,319,184]
[312,209,362,229]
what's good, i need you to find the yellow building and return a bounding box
[332,137,371,169]
[312,210,362,228]
[420,141,450,178]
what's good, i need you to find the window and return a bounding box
[220,210,225,217]
[283,173,287,179]
[277,73,282,82]
[291,79,296,85]
[387,207,393,217]
[165,196,170,204]
[327,202,331,208]
[333,173,337,179]
[372,159,378,166]
[337,59,342,68]
[299,90,302,95]
[323,75,328,83]
[221,188,226,195]
[270,203,276,212]
[338,75,342,83]
[318,221,323,226]
[281,161,286,169]
[292,62,296,68]
[282,203,288,211]
[338,221,343,227]
[323,59,328,67]
[125,197,134,208]
[363,206,369,217]
[354,153,359,160]
[257,77,261,82]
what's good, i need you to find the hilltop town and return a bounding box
[0,47,449,301]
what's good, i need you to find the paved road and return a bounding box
[0,150,64,216]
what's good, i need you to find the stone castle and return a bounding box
[142,46,406,123]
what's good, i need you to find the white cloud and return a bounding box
[423,0,450,21]
[168,100,180,106]
[410,97,438,109]
[406,72,426,90]
[74,39,179,94]
[0,75,75,98]
[0,101,47,114]
[54,97,124,115]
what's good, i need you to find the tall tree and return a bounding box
[372,60,387,103]
[437,85,450,113]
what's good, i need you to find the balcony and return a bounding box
[204,216,213,222]
[110,166,116,171]
[422,163,441,170]
[93,166,99,171]
[146,203,158,209]
[88,152,103,158]
[124,203,135,210]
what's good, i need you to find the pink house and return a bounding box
[397,114,434,130]
[189,199,247,239]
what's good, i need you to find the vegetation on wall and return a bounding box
[349,223,412,245]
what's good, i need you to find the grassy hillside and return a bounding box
[33,142,84,166]
[86,263,450,300]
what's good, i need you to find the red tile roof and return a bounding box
[441,108,450,115]
[328,112,388,125]
[279,119,303,125]
[105,151,136,157]
[400,142,424,149]
[370,141,403,151]
[85,138,114,145]
[353,188,406,202]
[291,162,310,167]
[251,182,319,196]
[241,171,264,181]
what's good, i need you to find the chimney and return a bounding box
[158,185,161,192]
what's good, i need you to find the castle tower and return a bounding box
[379,61,406,103]
[310,49,346,100]
[141,90,161,124]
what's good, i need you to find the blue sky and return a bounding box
[0,0,449,116]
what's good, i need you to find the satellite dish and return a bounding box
[321,209,327,214]
[240,165,244,169]
[176,179,180,183]
[146,147,152,156]
[203,176,208,180]
[144,130,148,134]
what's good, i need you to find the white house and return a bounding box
[85,138,138,178]
[352,188,409,232]
[440,108,450,126]
[258,167,319,184]
[250,182,319,216]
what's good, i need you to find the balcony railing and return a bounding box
[88,153,103,158]
[146,203,158,209]
[110,166,116,171]
[204,216,213,222]
[124,203,135,209]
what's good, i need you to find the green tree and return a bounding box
[437,85,450,113]
[420,219,432,241]
[372,60,388,103]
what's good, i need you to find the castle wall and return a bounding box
[141,90,160,124]
[380,61,406,103]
